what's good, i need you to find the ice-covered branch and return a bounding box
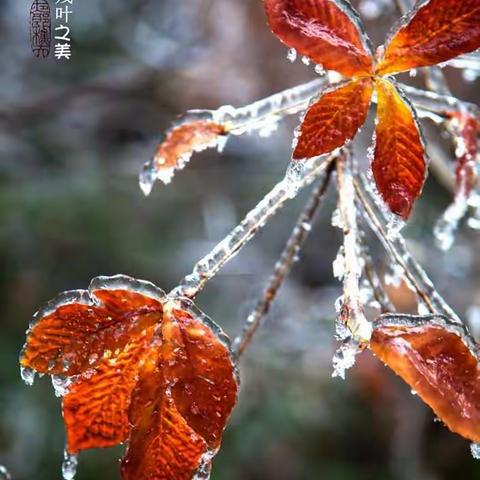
[141,78,328,192]
[171,154,336,299]
[448,51,480,72]
[233,165,334,359]
[354,175,461,323]
[335,155,372,343]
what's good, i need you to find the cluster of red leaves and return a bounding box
[265,0,480,219]
[20,276,238,480]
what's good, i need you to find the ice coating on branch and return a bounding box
[332,337,362,380]
[62,449,78,480]
[434,111,479,250]
[140,79,327,193]
[173,155,332,298]
[51,375,75,397]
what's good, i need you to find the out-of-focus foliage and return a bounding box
[0,0,479,479]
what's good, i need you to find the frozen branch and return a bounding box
[171,154,336,299]
[233,163,334,359]
[335,155,372,343]
[354,175,461,323]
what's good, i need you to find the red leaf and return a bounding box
[264,0,373,77]
[20,276,165,376]
[372,79,426,219]
[121,301,238,480]
[21,275,238,480]
[370,314,480,443]
[293,78,373,160]
[151,120,228,184]
[377,0,480,75]
[447,111,479,200]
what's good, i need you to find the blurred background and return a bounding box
[0,0,479,479]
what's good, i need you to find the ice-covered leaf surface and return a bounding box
[377,0,480,75]
[370,314,480,443]
[21,275,238,480]
[293,78,373,160]
[264,0,373,76]
[372,79,426,219]
[141,119,228,194]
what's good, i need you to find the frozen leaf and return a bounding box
[293,78,373,159]
[370,314,480,443]
[121,301,238,480]
[371,79,426,219]
[264,0,374,76]
[20,275,166,377]
[377,0,480,75]
[141,120,228,194]
[21,275,238,480]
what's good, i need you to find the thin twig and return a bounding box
[354,175,461,323]
[233,161,334,359]
[171,155,336,299]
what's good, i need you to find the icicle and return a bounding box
[20,366,35,386]
[172,155,335,298]
[0,466,11,480]
[62,449,78,480]
[332,337,362,380]
[471,443,480,460]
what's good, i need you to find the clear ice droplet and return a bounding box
[20,366,35,386]
[0,465,11,480]
[62,449,78,480]
[471,443,480,459]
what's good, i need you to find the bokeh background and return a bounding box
[1,0,479,479]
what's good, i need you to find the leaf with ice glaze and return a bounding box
[264,0,374,76]
[370,314,480,443]
[377,0,480,75]
[371,79,426,219]
[293,78,373,159]
[20,275,238,480]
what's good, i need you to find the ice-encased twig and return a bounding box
[398,83,479,117]
[359,235,396,314]
[232,163,334,359]
[335,155,373,342]
[354,174,461,323]
[171,154,336,299]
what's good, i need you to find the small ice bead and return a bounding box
[20,366,35,386]
[471,443,480,459]
[62,450,78,480]
[286,48,297,63]
[301,56,311,66]
[0,465,11,480]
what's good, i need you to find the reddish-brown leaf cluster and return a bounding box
[264,0,480,219]
[20,276,238,480]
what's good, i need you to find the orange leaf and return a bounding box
[370,314,480,443]
[20,276,165,376]
[293,78,373,160]
[264,0,373,77]
[377,0,480,75]
[121,301,238,480]
[21,275,238,480]
[148,120,228,186]
[372,79,426,219]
